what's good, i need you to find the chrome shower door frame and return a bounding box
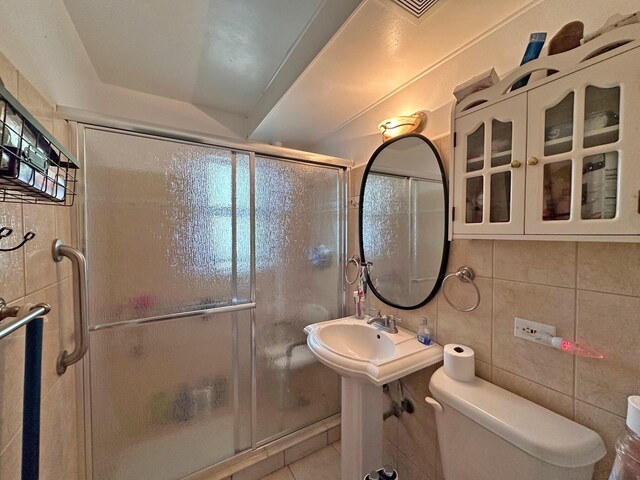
[69,121,347,480]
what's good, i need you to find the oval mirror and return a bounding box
[359,133,449,309]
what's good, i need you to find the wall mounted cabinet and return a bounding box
[451,24,640,241]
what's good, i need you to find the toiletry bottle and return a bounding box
[609,396,640,479]
[354,290,364,319]
[417,317,431,345]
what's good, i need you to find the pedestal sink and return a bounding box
[304,316,443,479]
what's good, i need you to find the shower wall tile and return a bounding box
[0,52,78,480]
[399,298,437,339]
[260,468,294,480]
[402,362,440,403]
[396,450,431,480]
[0,298,25,453]
[475,359,491,382]
[0,51,18,95]
[446,239,493,277]
[576,290,640,417]
[384,385,398,445]
[17,72,53,121]
[58,276,76,352]
[0,426,21,480]
[575,401,625,480]
[60,366,78,465]
[577,242,640,297]
[397,396,437,480]
[23,204,58,294]
[383,435,398,472]
[288,445,340,480]
[492,280,575,395]
[327,425,340,444]
[0,203,25,302]
[437,277,492,363]
[435,449,444,480]
[39,376,65,480]
[61,452,80,480]
[25,282,61,398]
[233,452,284,480]
[284,431,327,465]
[494,240,577,287]
[492,367,574,419]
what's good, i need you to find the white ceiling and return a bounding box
[1,0,545,150]
[62,0,360,115]
[249,0,539,148]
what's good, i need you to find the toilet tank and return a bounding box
[428,368,606,480]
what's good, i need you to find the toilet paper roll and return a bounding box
[443,344,475,382]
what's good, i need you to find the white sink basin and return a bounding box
[304,316,443,386]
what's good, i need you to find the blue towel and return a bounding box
[22,317,43,480]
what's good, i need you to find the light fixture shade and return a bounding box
[378,111,428,141]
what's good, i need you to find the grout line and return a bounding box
[576,397,626,421]
[24,278,67,300]
[286,464,295,480]
[491,277,575,291]
[572,286,640,299]
[493,365,573,399]
[0,425,22,458]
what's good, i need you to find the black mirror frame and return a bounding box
[358,133,450,310]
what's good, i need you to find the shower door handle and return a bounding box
[52,239,89,375]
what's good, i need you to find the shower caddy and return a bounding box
[0,77,78,206]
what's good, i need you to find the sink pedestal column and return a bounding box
[341,376,383,480]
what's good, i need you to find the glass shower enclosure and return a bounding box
[76,126,343,480]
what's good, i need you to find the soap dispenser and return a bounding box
[417,317,431,345]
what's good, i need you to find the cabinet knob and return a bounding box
[510,160,522,168]
[527,156,539,166]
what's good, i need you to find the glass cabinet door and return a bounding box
[525,49,640,235]
[453,93,527,235]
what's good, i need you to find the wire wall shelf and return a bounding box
[0,80,78,206]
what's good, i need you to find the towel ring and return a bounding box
[442,266,481,312]
[344,254,373,286]
[345,254,361,285]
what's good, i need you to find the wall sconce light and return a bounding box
[378,110,428,141]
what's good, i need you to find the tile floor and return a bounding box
[259,441,341,480]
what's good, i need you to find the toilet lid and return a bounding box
[429,367,606,468]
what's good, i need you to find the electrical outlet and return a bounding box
[514,317,556,344]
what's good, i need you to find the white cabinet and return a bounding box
[451,24,640,241]
[454,94,527,235]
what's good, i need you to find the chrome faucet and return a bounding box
[367,310,400,334]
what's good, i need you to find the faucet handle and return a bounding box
[370,307,380,317]
[387,315,401,330]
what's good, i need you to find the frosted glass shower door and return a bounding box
[81,127,253,480]
[254,156,343,443]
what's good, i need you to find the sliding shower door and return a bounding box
[254,156,342,443]
[78,127,343,479]
[81,127,253,480]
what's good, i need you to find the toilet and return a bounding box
[427,367,606,480]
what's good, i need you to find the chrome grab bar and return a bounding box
[0,299,51,340]
[52,239,89,375]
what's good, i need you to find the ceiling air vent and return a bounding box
[391,0,440,18]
